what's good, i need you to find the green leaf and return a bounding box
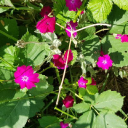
[81,35,100,64]
[0,99,30,128]
[102,35,128,67]
[94,90,124,112]
[87,0,113,22]
[0,46,17,70]
[86,85,98,95]
[73,102,90,113]
[0,0,14,7]
[112,0,128,10]
[29,99,44,118]
[0,7,10,13]
[73,110,96,128]
[21,32,50,67]
[71,50,77,65]
[38,116,60,128]
[0,18,18,46]
[93,111,127,128]
[29,74,53,98]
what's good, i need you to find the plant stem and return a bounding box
[74,23,111,33]
[56,37,72,106]
[0,30,17,42]
[91,105,99,115]
[54,107,77,119]
[54,66,61,84]
[39,66,53,74]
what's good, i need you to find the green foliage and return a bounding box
[87,0,113,22]
[102,35,128,67]
[81,35,100,64]
[0,7,10,13]
[38,116,60,128]
[86,85,98,95]
[0,18,18,46]
[0,0,14,7]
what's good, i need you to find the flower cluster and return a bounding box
[66,21,78,37]
[63,95,74,108]
[65,0,82,11]
[53,50,73,69]
[14,65,39,89]
[97,54,113,70]
[115,34,128,43]
[78,77,96,89]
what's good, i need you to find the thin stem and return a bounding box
[91,105,99,115]
[38,66,53,74]
[74,23,111,33]
[55,66,61,84]
[54,107,77,119]
[95,28,109,34]
[0,30,17,42]
[56,37,72,106]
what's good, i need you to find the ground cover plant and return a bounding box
[1,0,128,128]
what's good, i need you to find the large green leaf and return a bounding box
[87,0,113,22]
[0,18,18,46]
[20,31,50,67]
[0,7,10,13]
[86,85,98,95]
[93,111,127,128]
[28,74,53,99]
[73,102,90,113]
[112,0,128,10]
[81,35,100,64]
[0,99,30,128]
[73,110,96,128]
[38,116,60,128]
[101,35,128,67]
[94,90,124,112]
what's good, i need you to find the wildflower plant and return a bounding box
[0,0,128,128]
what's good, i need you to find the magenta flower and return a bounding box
[100,50,104,56]
[63,95,74,108]
[40,6,52,17]
[53,50,73,69]
[66,21,78,37]
[60,122,69,128]
[14,65,40,89]
[78,76,88,89]
[115,34,128,43]
[80,10,84,14]
[65,0,82,11]
[97,54,113,70]
[78,77,96,89]
[36,15,55,33]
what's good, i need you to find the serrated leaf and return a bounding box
[93,111,127,128]
[87,0,113,22]
[102,35,128,67]
[73,102,90,113]
[94,90,124,112]
[81,35,100,64]
[0,18,18,46]
[29,99,44,118]
[112,0,128,10]
[0,46,16,70]
[38,116,60,128]
[73,110,96,128]
[86,85,98,95]
[28,74,53,99]
[0,99,30,128]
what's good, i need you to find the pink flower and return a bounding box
[115,34,128,43]
[60,122,69,128]
[40,6,52,17]
[36,15,55,33]
[65,0,82,11]
[78,76,88,89]
[66,21,78,37]
[100,50,104,56]
[78,77,96,89]
[97,54,113,70]
[53,50,73,69]
[63,96,74,108]
[14,65,39,89]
